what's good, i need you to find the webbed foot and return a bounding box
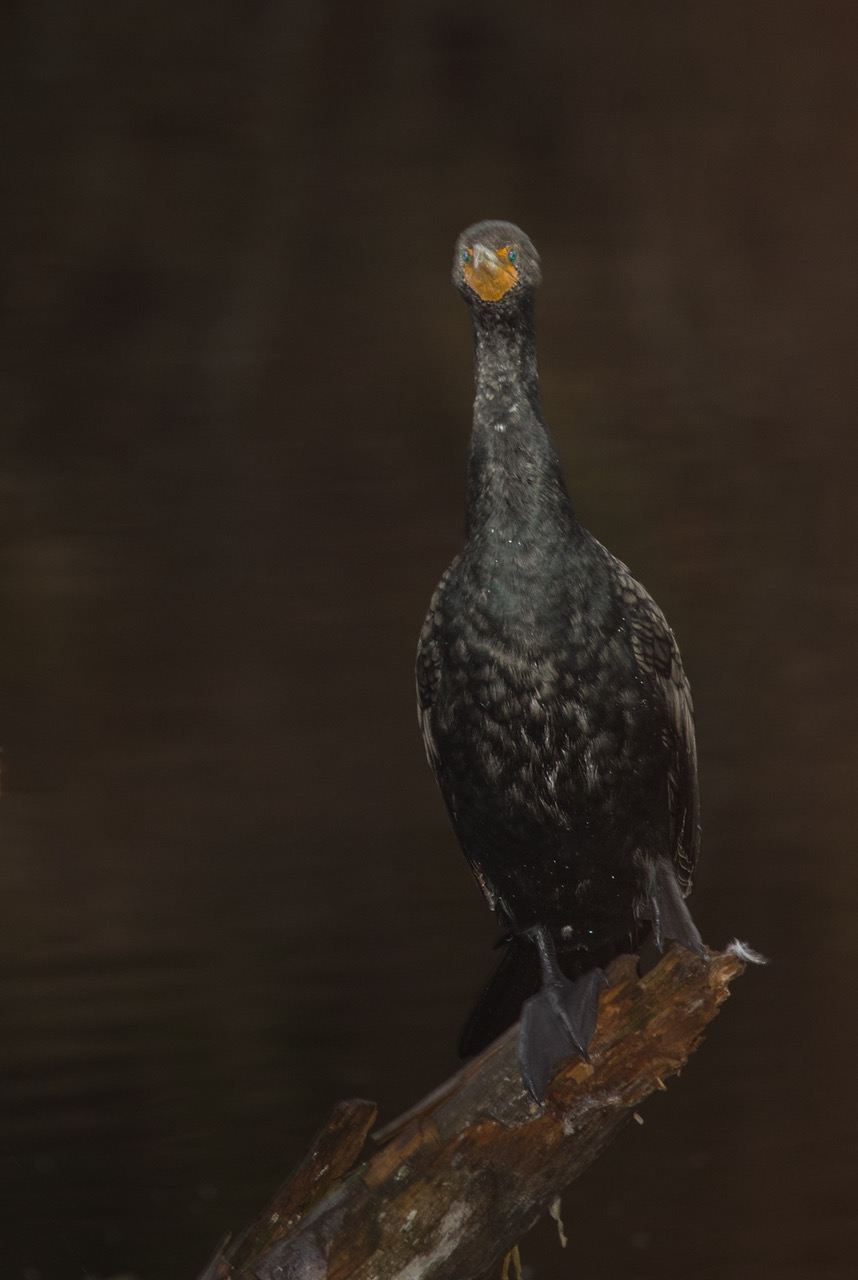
[517,929,607,1102]
[643,856,705,957]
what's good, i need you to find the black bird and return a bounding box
[417,220,704,1102]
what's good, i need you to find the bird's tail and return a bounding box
[458,936,542,1058]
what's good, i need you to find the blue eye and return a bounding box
[508,248,518,263]
[461,248,471,263]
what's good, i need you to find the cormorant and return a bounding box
[417,220,704,1102]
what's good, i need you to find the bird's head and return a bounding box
[453,221,541,307]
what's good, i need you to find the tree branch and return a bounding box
[199,943,746,1280]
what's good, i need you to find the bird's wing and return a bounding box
[415,558,459,775]
[614,559,700,894]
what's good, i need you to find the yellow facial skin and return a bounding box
[462,244,519,302]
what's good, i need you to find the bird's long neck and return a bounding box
[465,303,577,550]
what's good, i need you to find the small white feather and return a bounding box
[727,938,768,965]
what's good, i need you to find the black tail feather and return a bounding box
[458,937,542,1058]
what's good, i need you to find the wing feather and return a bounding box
[614,559,700,894]
[415,558,459,777]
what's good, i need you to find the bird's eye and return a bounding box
[461,248,471,263]
[507,248,518,263]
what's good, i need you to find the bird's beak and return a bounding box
[465,243,518,302]
[473,243,504,276]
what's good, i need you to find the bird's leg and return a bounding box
[642,856,705,957]
[517,925,607,1103]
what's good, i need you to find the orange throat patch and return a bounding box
[464,246,518,301]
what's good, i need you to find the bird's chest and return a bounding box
[432,582,655,807]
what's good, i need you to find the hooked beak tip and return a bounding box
[473,243,503,276]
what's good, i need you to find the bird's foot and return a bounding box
[518,967,607,1103]
[643,856,705,957]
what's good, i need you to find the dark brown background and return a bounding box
[1,2,856,1277]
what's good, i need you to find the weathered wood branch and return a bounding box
[199,944,746,1280]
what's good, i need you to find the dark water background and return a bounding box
[2,3,857,1278]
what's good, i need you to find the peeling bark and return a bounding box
[199,944,746,1280]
